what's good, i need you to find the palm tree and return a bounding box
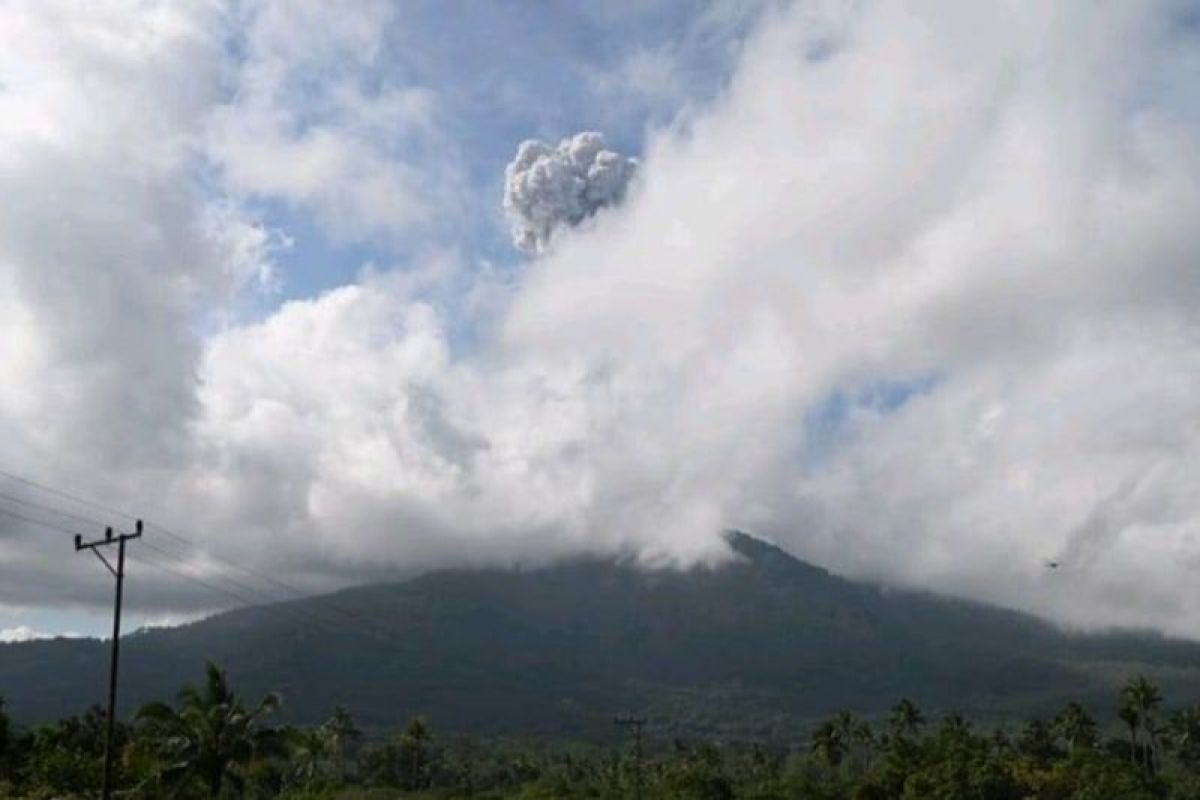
[1166,705,1200,769]
[322,705,361,782]
[1053,702,1097,755]
[1017,718,1059,764]
[831,712,874,772]
[940,714,971,740]
[889,698,924,739]
[135,662,284,798]
[810,720,845,768]
[400,715,433,790]
[287,726,332,789]
[1121,675,1163,773]
[1118,703,1140,767]
[0,695,10,761]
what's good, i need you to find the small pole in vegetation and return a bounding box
[614,714,647,800]
[75,519,142,800]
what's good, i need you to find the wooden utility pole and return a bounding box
[75,520,142,800]
[614,715,647,800]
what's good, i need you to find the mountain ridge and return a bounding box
[2,531,1198,740]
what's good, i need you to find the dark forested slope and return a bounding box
[3,532,1198,739]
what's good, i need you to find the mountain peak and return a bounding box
[5,531,1200,736]
[723,529,832,580]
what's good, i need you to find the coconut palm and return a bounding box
[810,720,845,768]
[1166,705,1200,769]
[135,662,284,798]
[1053,702,1098,754]
[1120,675,1162,773]
[322,705,361,782]
[286,726,332,789]
[889,698,925,739]
[830,712,874,772]
[1118,703,1140,766]
[940,713,972,741]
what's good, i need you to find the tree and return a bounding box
[20,705,124,795]
[1120,675,1162,773]
[1053,702,1098,755]
[286,725,333,790]
[1118,704,1140,767]
[1166,705,1200,770]
[1016,718,1060,765]
[939,714,972,742]
[322,705,361,783]
[363,715,437,790]
[135,661,284,798]
[890,698,925,740]
[810,720,845,768]
[0,696,9,757]
[0,695,10,781]
[831,711,874,773]
[663,743,734,800]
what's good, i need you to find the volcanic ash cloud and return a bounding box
[503,131,637,254]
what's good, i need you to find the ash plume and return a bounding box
[502,132,637,254]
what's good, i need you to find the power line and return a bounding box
[134,542,419,652]
[0,466,337,607]
[0,503,89,538]
[144,523,401,633]
[0,476,419,667]
[75,520,143,800]
[0,488,108,529]
[150,524,319,602]
[0,466,421,655]
[0,467,137,522]
[0,469,319,604]
[138,539,339,623]
[0,500,289,612]
[6,497,385,644]
[126,548,418,662]
[126,550,331,632]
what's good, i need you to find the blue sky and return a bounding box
[227,0,766,310]
[3,0,1200,641]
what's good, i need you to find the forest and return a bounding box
[2,663,1200,798]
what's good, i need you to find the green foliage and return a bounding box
[2,667,1200,798]
[359,715,439,791]
[133,661,285,798]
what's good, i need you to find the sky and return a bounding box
[1,0,1199,641]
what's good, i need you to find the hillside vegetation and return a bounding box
[3,533,1199,739]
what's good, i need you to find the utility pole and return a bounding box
[75,520,142,800]
[614,715,647,800]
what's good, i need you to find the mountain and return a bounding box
[2,532,1199,740]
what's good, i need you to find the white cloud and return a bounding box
[1,625,44,643]
[0,1,225,473]
[2,0,1199,639]
[206,0,464,243]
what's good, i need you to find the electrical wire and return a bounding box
[0,467,418,655]
[0,503,89,538]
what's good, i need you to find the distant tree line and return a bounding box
[2,664,1200,798]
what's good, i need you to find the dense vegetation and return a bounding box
[3,663,1200,798]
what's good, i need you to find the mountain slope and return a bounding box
[2,532,1198,739]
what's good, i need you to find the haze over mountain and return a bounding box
[3,533,1198,740]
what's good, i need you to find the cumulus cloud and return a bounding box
[0,626,41,643]
[0,1,226,475]
[0,624,78,643]
[3,0,1200,639]
[503,132,637,254]
[207,0,464,244]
